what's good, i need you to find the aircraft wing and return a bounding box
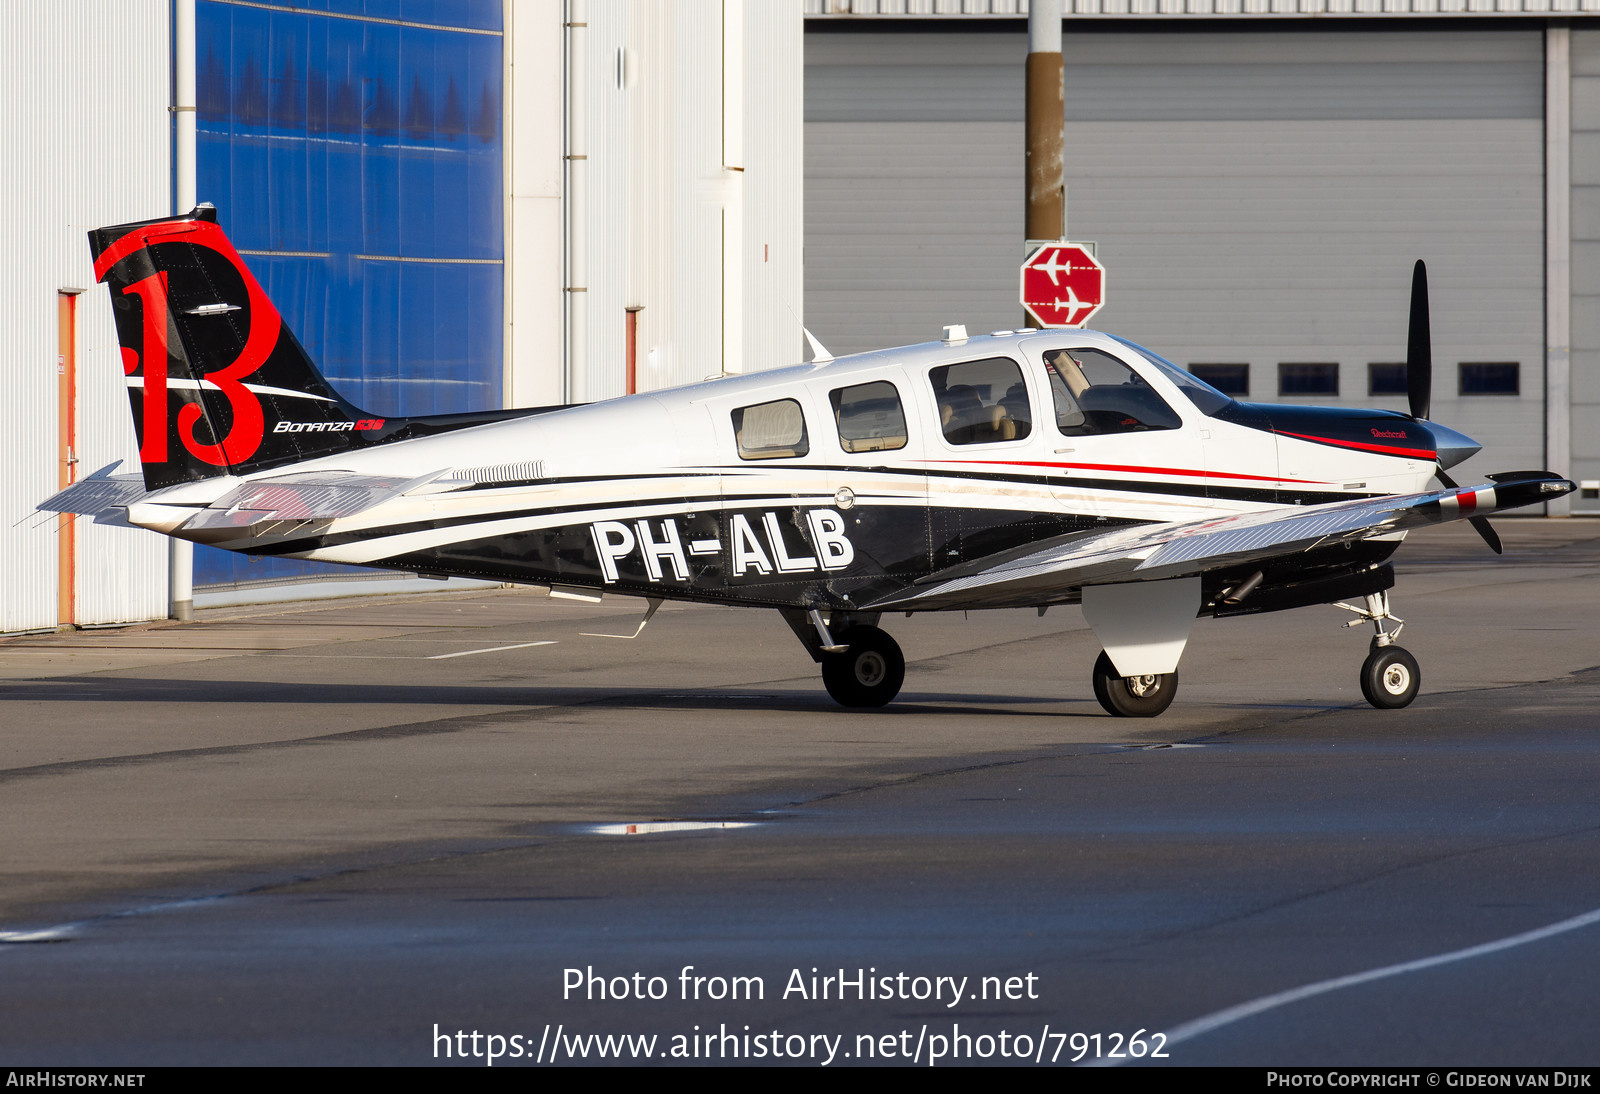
[864,472,1575,612]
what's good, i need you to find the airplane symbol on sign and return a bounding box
[1033,249,1076,286]
[1052,287,1083,314]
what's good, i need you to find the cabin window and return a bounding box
[1109,336,1232,415]
[1043,348,1181,436]
[929,357,1031,445]
[732,398,809,460]
[831,381,907,453]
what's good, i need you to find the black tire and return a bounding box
[1360,644,1420,709]
[821,625,905,708]
[1092,650,1178,718]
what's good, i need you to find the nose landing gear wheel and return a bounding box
[821,625,905,708]
[1092,651,1178,718]
[1360,644,1420,709]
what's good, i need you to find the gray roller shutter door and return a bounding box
[806,28,1546,474]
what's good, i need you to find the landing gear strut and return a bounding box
[1092,651,1178,718]
[1336,591,1420,709]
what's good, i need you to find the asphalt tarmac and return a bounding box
[2,520,1599,1067]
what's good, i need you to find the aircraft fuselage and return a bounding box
[145,330,1444,615]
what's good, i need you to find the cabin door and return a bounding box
[1021,339,1210,525]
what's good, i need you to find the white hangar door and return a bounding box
[805,27,1547,475]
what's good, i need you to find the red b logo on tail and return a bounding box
[99,221,281,468]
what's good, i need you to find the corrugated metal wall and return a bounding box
[192,0,505,587]
[806,26,1547,473]
[804,0,1600,16]
[0,1,171,633]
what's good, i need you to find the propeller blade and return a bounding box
[1407,259,1432,421]
[1410,264,1495,551]
[1434,467,1502,555]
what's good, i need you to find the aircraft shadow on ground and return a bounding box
[0,675,1093,720]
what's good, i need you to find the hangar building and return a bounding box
[2,0,1593,633]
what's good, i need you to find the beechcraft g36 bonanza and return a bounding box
[42,205,1576,716]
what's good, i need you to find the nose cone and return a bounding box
[1425,422,1482,470]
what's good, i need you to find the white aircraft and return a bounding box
[42,206,1575,716]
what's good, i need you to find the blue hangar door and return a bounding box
[193,0,504,589]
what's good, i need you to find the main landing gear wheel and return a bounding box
[821,625,905,708]
[1337,592,1420,710]
[1360,644,1420,709]
[1092,651,1178,718]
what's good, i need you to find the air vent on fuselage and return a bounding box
[447,460,547,485]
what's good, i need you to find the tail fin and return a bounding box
[90,205,384,490]
[89,205,539,492]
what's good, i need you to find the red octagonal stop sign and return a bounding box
[1020,243,1106,328]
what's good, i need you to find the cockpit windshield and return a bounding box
[1109,335,1234,416]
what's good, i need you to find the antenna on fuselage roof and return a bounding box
[782,299,834,364]
[803,327,834,364]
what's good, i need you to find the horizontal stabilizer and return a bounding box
[179,469,449,533]
[37,463,147,519]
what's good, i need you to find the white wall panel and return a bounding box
[0,1,170,632]
[665,0,731,385]
[572,0,803,400]
[578,0,633,400]
[505,0,566,408]
[743,0,807,373]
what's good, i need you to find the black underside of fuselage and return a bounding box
[369,503,1115,611]
[240,485,1404,617]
